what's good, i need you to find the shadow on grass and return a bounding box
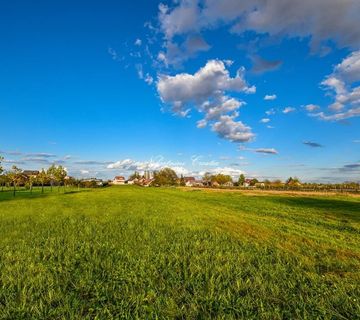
[268,196,360,222]
[0,188,89,203]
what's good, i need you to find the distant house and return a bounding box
[82,178,104,186]
[136,177,154,187]
[127,178,136,185]
[255,182,265,188]
[112,176,126,185]
[22,170,40,178]
[223,181,234,187]
[184,177,196,187]
[243,179,252,187]
[142,178,154,187]
[193,180,204,187]
[211,181,220,187]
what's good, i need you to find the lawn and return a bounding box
[0,186,359,319]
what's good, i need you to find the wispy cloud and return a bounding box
[282,107,296,114]
[303,141,323,148]
[255,148,278,155]
[264,94,277,101]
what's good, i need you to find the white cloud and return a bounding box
[157,60,254,104]
[196,119,207,128]
[211,115,255,143]
[80,170,90,175]
[264,94,277,101]
[260,118,270,123]
[199,166,245,178]
[305,104,320,112]
[158,0,360,51]
[107,157,189,176]
[134,38,142,46]
[315,50,360,120]
[311,108,360,121]
[157,59,255,143]
[158,1,200,40]
[282,107,296,114]
[265,108,276,115]
[144,74,154,85]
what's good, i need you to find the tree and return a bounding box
[0,155,3,176]
[249,178,259,186]
[0,155,4,192]
[286,177,300,186]
[37,169,48,194]
[0,174,8,192]
[28,175,35,194]
[7,166,23,196]
[153,168,178,186]
[238,174,245,186]
[212,174,232,185]
[47,165,57,191]
[203,172,212,186]
[179,174,185,186]
[54,165,67,192]
[129,171,141,180]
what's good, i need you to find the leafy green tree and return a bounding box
[47,165,57,192]
[7,165,23,196]
[55,165,67,192]
[212,174,232,185]
[0,155,3,175]
[203,172,212,186]
[249,178,259,186]
[286,177,300,186]
[28,175,35,194]
[129,171,141,180]
[0,155,4,192]
[37,169,48,194]
[153,168,178,186]
[179,174,185,186]
[238,174,245,186]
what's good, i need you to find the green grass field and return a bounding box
[0,186,359,319]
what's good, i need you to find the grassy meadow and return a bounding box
[0,186,359,319]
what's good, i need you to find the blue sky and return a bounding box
[1,0,359,182]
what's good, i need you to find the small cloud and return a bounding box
[74,160,111,165]
[353,140,360,143]
[22,157,50,164]
[134,38,142,46]
[267,125,275,129]
[255,148,278,155]
[80,170,90,175]
[303,141,323,148]
[338,163,360,172]
[196,119,207,128]
[3,159,25,164]
[26,153,56,158]
[264,94,277,101]
[283,107,296,114]
[144,74,154,85]
[0,150,22,156]
[305,104,320,112]
[260,118,270,123]
[265,108,276,115]
[108,47,122,61]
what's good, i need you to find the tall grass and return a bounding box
[0,186,359,319]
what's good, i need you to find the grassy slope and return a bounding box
[0,187,359,319]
